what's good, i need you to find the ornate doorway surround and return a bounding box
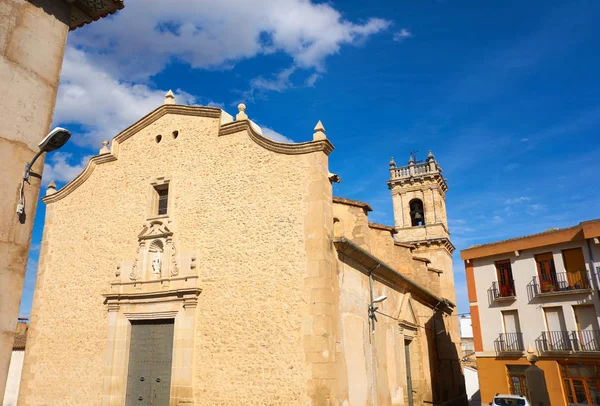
[102,219,200,406]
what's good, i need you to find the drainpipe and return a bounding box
[586,239,599,292]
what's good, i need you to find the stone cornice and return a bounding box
[409,237,456,254]
[387,174,448,193]
[219,120,334,156]
[368,222,397,234]
[43,105,333,204]
[332,196,373,212]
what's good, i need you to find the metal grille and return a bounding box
[125,319,174,406]
[157,188,168,215]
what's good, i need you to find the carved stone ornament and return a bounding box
[124,219,180,281]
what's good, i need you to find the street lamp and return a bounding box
[16,127,71,219]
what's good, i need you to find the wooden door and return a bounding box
[405,340,414,406]
[562,248,587,288]
[496,260,514,297]
[126,319,174,406]
[536,253,557,292]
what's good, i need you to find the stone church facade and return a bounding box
[19,95,465,405]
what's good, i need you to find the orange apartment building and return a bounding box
[461,219,600,406]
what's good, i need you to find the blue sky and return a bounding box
[22,0,600,316]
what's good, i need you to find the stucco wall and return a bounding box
[20,110,334,404]
[471,240,600,355]
[335,254,436,406]
[476,357,566,406]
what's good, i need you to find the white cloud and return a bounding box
[249,67,296,95]
[70,0,391,79]
[42,152,93,186]
[393,28,412,42]
[54,47,200,147]
[305,73,321,87]
[504,196,531,205]
[503,163,519,172]
[261,127,294,143]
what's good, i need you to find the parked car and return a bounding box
[490,394,530,406]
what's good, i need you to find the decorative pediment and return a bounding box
[138,220,173,240]
[397,293,418,331]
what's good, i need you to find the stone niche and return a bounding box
[110,219,199,295]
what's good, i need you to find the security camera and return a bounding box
[373,295,387,303]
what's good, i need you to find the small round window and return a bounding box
[156,134,162,143]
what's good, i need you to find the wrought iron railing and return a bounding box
[536,330,600,353]
[573,330,600,352]
[536,331,573,352]
[494,332,524,354]
[530,271,589,296]
[489,280,516,301]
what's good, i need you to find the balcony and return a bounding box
[528,271,591,298]
[536,330,600,353]
[488,280,516,302]
[574,330,600,352]
[494,332,525,355]
[536,331,573,352]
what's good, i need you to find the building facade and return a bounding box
[19,97,465,405]
[0,1,123,401]
[462,220,600,405]
[460,315,474,357]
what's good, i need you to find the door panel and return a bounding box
[405,340,413,406]
[536,253,557,292]
[575,305,599,331]
[503,311,521,334]
[544,307,567,332]
[496,261,515,297]
[562,248,587,288]
[126,319,175,406]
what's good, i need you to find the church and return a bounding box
[19,93,466,405]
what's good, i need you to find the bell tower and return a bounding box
[387,151,456,304]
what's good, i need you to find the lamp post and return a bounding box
[16,127,71,221]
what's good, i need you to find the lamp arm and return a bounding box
[23,150,44,181]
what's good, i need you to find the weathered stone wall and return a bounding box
[335,254,436,405]
[332,202,441,297]
[0,0,69,400]
[20,110,335,405]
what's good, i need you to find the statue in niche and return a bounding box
[152,251,162,275]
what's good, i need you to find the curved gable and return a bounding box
[43,104,334,204]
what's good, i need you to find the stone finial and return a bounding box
[389,157,396,168]
[46,180,57,196]
[236,103,248,121]
[313,120,326,141]
[99,140,110,154]
[164,89,175,105]
[408,155,414,165]
[427,150,435,160]
[526,353,539,365]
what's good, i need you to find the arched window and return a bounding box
[409,199,425,226]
